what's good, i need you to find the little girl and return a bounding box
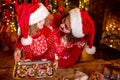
[14,3,53,63]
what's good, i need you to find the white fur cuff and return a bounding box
[21,35,32,45]
[85,45,96,54]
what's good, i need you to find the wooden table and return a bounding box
[1,59,120,80]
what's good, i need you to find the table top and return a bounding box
[1,59,120,80]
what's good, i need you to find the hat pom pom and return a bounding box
[84,45,96,54]
[21,35,32,45]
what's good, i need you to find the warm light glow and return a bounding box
[112,28,114,30]
[52,9,56,13]
[11,22,14,25]
[13,1,15,4]
[10,6,13,9]
[109,24,112,28]
[11,12,14,14]
[110,39,113,43]
[113,45,116,48]
[109,45,113,47]
[118,28,120,31]
[7,20,10,22]
[105,38,108,41]
[113,25,116,28]
[66,3,69,6]
[101,16,120,51]
[112,22,115,25]
[3,4,5,6]
[106,27,109,31]
[5,16,7,18]
[6,23,9,25]
[79,0,89,12]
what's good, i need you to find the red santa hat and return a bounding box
[69,8,96,54]
[16,3,50,45]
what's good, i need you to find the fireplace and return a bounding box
[100,0,120,50]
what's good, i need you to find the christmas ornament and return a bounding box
[57,5,64,13]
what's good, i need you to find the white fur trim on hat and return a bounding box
[69,8,85,38]
[21,35,32,45]
[29,3,50,25]
[84,45,96,54]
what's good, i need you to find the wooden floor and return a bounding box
[0,44,120,80]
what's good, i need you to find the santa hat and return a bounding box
[16,3,50,45]
[69,8,96,54]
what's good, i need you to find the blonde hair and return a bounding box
[28,23,38,36]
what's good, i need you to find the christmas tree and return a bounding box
[0,0,90,51]
[0,0,18,51]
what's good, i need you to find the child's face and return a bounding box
[37,20,45,29]
[59,16,71,34]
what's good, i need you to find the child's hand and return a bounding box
[53,60,58,69]
[14,48,21,64]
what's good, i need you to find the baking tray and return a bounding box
[13,61,57,79]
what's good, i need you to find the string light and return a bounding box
[79,0,89,12]
[101,16,120,50]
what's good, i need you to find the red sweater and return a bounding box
[48,14,86,68]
